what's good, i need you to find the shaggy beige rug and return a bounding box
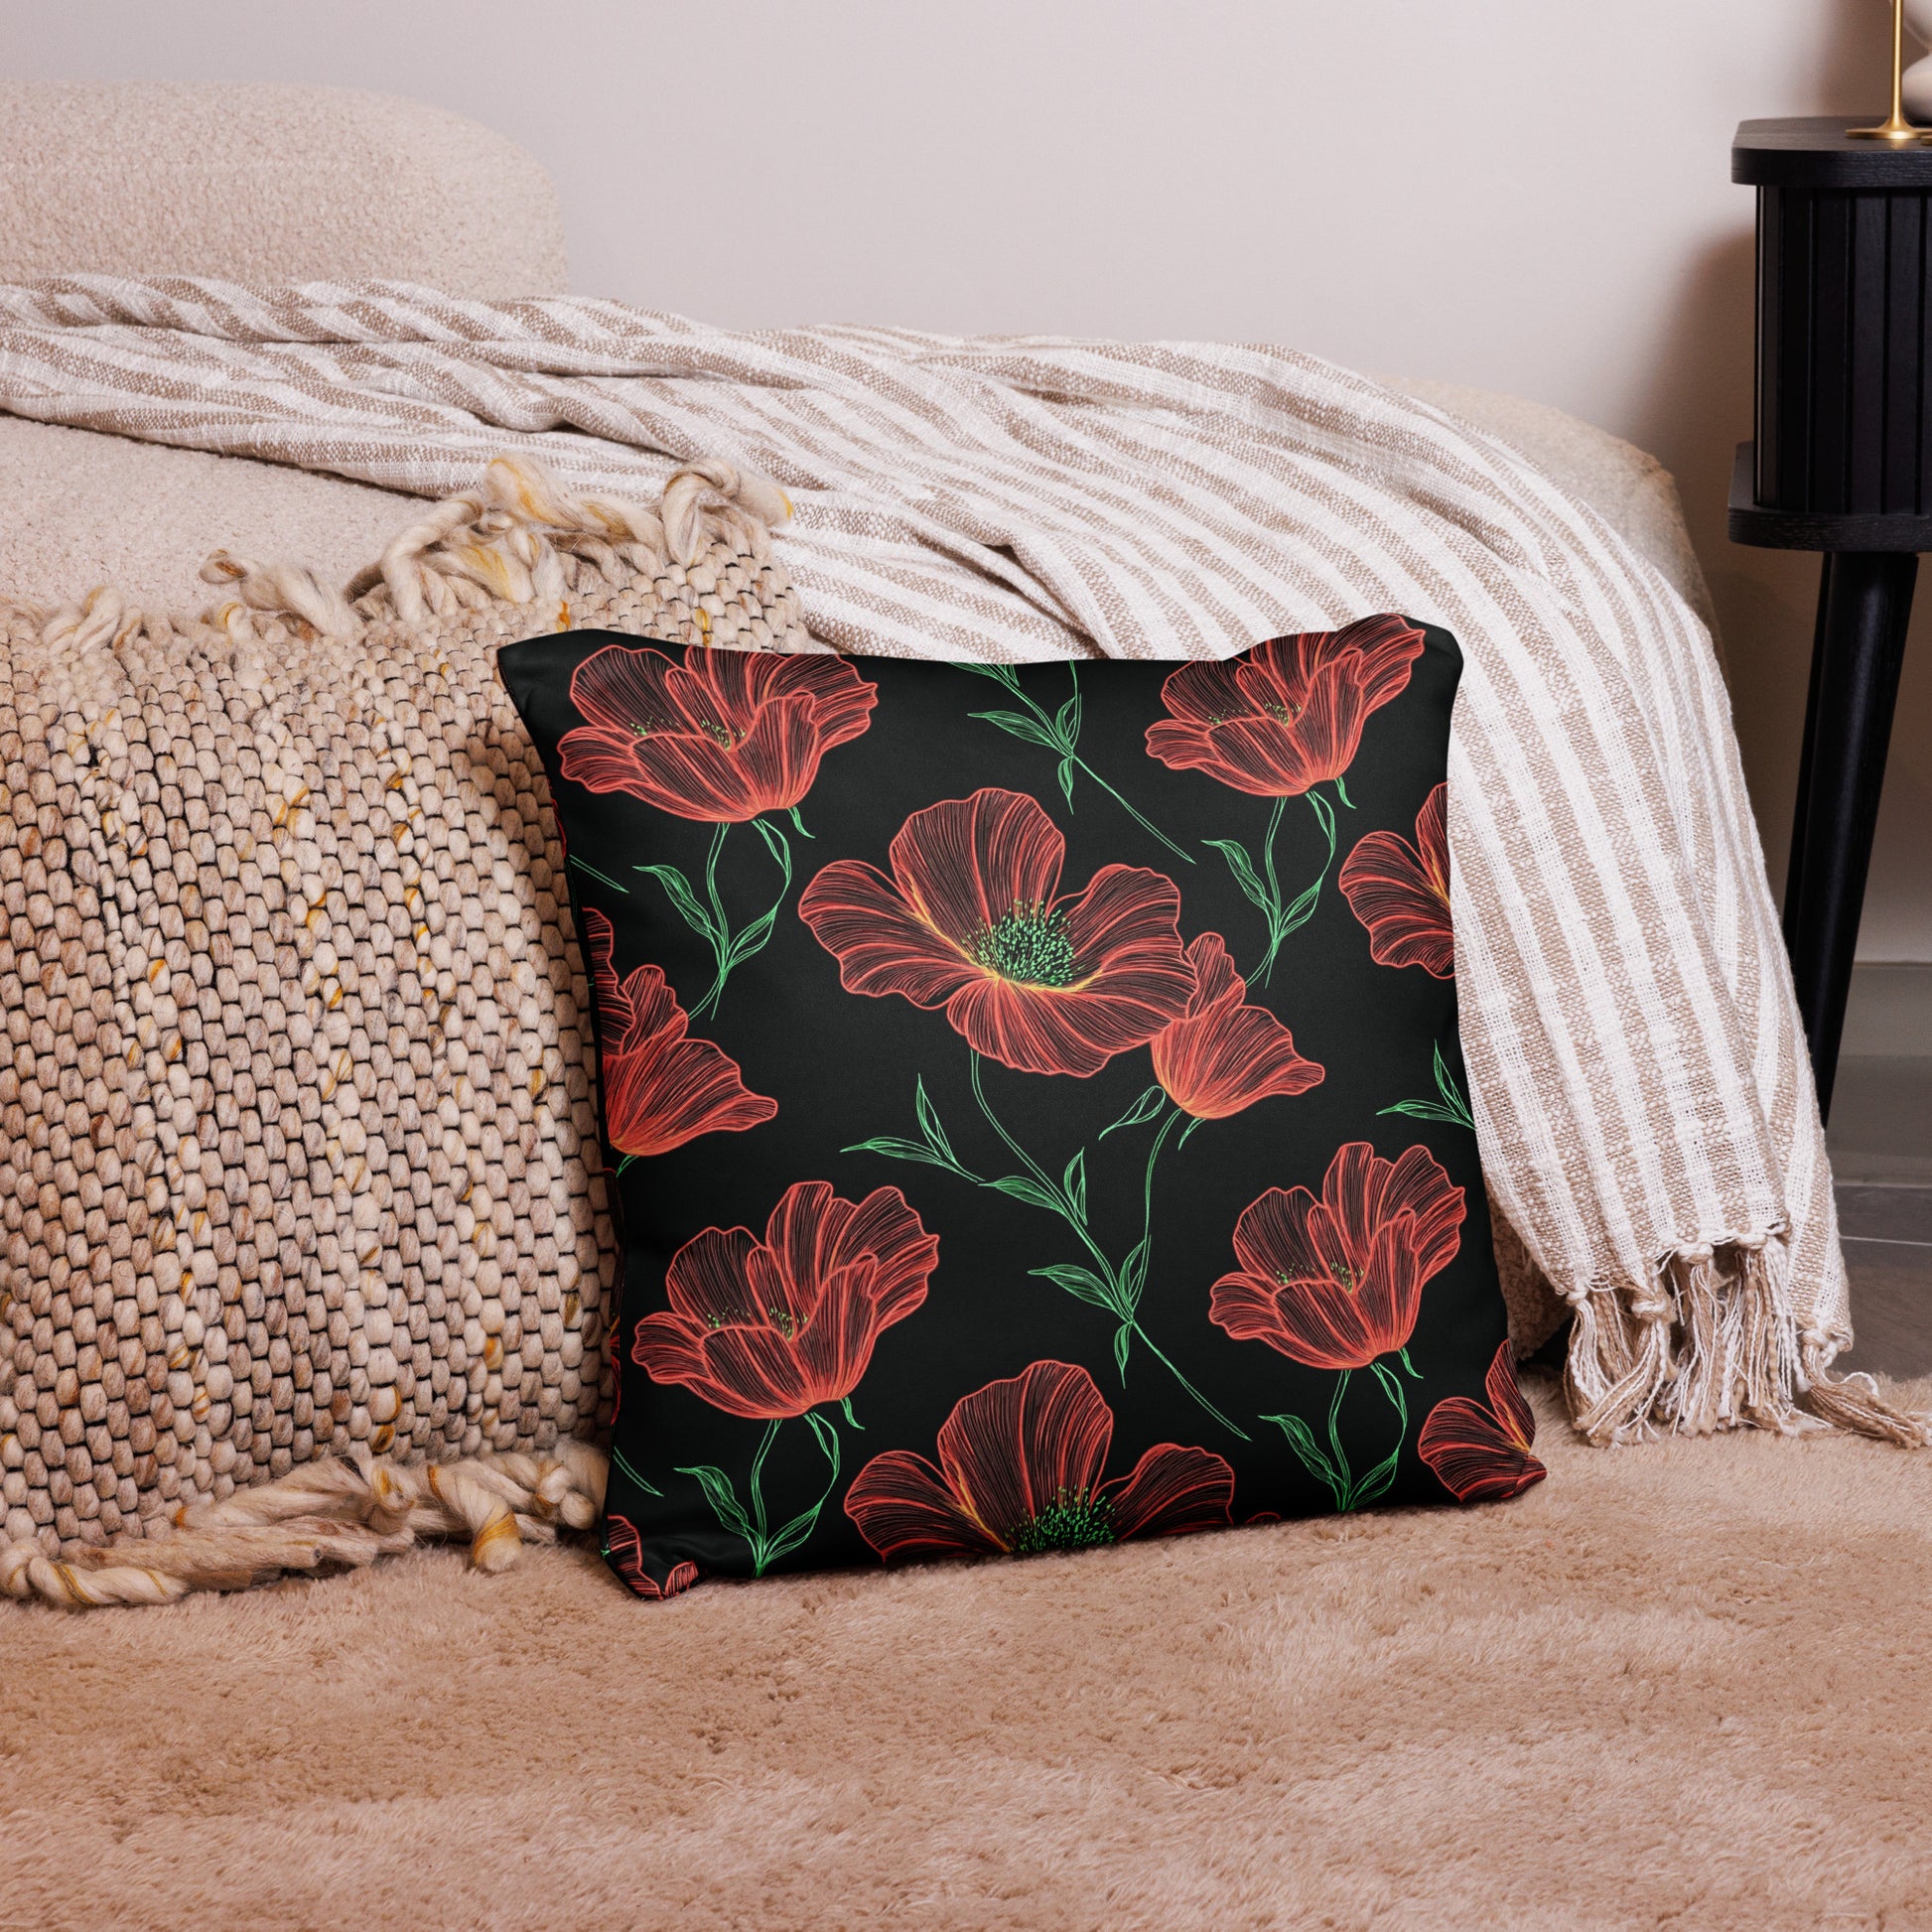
[7,1374,1931,1931]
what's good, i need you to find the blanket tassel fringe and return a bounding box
[0,1441,609,1608]
[1564,1235,1931,1449]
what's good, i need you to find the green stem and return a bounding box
[689,823,733,1019]
[1252,797,1289,983]
[689,817,792,1022]
[1122,1321,1249,1442]
[569,855,630,895]
[1069,755,1195,863]
[750,1410,842,1579]
[1353,1360,1411,1510]
[1325,1368,1353,1506]
[1129,1104,1183,1311]
[970,1052,1117,1285]
[1003,673,1194,864]
[967,1054,1247,1442]
[747,1416,780,1542]
[1261,796,1286,917]
[1253,788,1339,985]
[609,1446,661,1497]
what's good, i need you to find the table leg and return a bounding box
[1781,549,1917,1122]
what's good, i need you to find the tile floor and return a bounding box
[1831,1056,1932,1378]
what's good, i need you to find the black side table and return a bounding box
[1730,117,1927,1120]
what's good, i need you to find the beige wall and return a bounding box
[8,0,1928,957]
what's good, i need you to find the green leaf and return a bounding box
[1376,1100,1464,1124]
[1057,757,1077,811]
[1118,1235,1149,1310]
[1280,886,1321,933]
[969,708,1061,750]
[1113,1323,1134,1381]
[841,1136,958,1168]
[1061,1148,1088,1223]
[1264,1414,1347,1509]
[1099,1083,1167,1140]
[1432,1044,1475,1128]
[988,1173,1063,1213]
[1204,838,1272,912]
[1055,696,1079,741]
[1345,1449,1401,1510]
[960,661,1023,691]
[757,1505,825,1570]
[1030,1263,1120,1312]
[840,1396,864,1430]
[1369,1359,1405,1412]
[1334,776,1354,810]
[636,863,717,939]
[722,910,780,971]
[787,806,814,839]
[913,1074,958,1164]
[676,1463,755,1542]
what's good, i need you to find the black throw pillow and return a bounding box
[497,619,1543,1599]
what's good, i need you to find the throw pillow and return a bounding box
[496,619,1544,1598]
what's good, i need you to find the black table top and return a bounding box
[1734,115,1932,188]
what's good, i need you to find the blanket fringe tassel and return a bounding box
[7,451,795,655]
[1563,1234,1932,1449]
[0,1441,609,1608]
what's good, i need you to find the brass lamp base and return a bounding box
[1850,0,1932,141]
[1844,121,1930,141]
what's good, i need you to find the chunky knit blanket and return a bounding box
[0,277,1919,1454]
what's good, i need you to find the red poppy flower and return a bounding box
[1209,1142,1465,1371]
[632,1181,938,1420]
[797,787,1193,1077]
[558,641,877,821]
[1338,782,1453,978]
[1150,931,1324,1120]
[1418,1341,1547,1503]
[606,1514,701,1599]
[1145,616,1427,797]
[843,1359,1234,1564]
[582,907,777,1158]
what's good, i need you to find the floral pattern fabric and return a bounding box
[498,620,1537,1600]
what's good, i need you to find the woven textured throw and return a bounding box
[0,454,807,1603]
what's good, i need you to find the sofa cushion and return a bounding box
[0,82,568,296]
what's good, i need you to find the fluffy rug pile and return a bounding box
[8,1374,1929,1930]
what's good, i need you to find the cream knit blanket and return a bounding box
[0,276,1918,1449]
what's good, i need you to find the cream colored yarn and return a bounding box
[0,454,811,1606]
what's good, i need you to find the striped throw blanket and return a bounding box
[0,277,1917,1448]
